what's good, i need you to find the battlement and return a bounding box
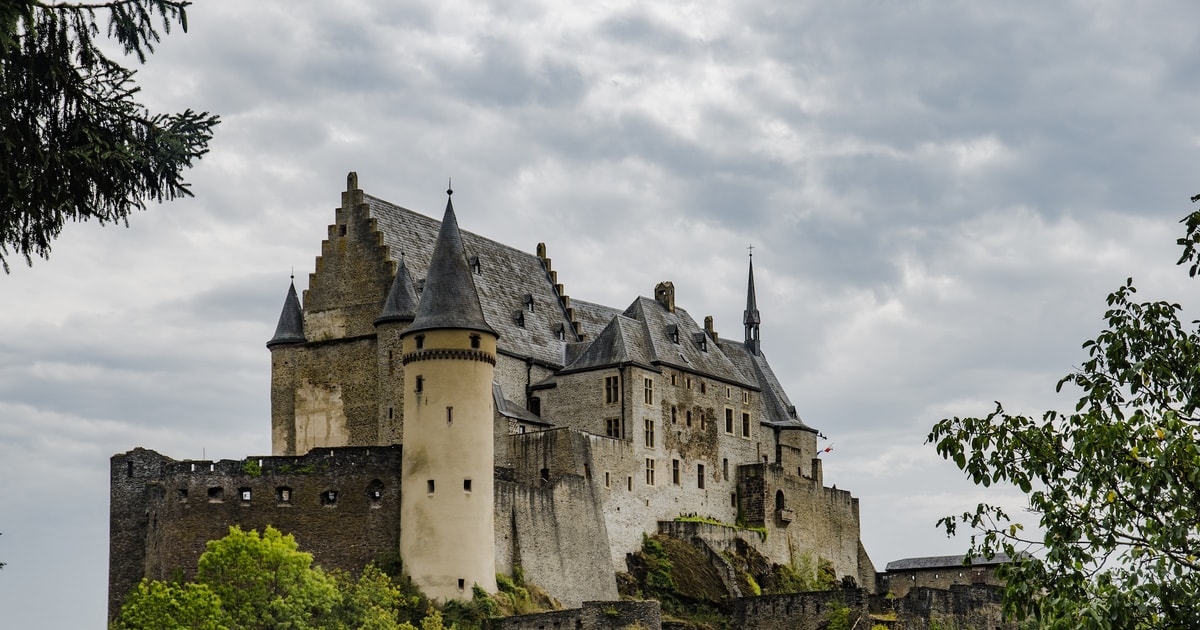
[108,446,402,619]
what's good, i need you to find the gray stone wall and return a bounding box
[496,601,662,630]
[109,447,402,620]
[495,476,618,607]
[882,565,1003,598]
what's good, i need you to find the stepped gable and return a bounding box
[363,194,583,365]
[375,255,420,325]
[622,296,757,388]
[266,281,305,347]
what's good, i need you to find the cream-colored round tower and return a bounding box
[399,188,498,600]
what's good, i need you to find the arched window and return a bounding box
[775,489,785,512]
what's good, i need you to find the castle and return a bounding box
[108,173,876,618]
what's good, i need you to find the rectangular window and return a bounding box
[628,476,633,491]
[731,493,737,507]
[742,391,750,404]
[606,418,621,438]
[644,377,653,404]
[686,377,692,390]
[671,373,677,386]
[463,479,472,492]
[415,375,424,393]
[725,409,734,434]
[700,382,707,394]
[726,386,731,399]
[605,472,611,488]
[427,480,435,494]
[645,459,655,486]
[671,406,677,424]
[605,375,620,404]
[644,419,655,448]
[742,412,751,437]
[672,459,680,485]
[697,464,706,489]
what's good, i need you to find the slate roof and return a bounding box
[266,281,305,347]
[365,194,583,366]
[375,256,419,325]
[361,192,817,432]
[406,195,497,336]
[493,382,552,426]
[885,553,1017,572]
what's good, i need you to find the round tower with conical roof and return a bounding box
[399,187,499,600]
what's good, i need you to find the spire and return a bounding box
[743,249,761,355]
[375,254,420,325]
[404,186,497,337]
[267,279,305,348]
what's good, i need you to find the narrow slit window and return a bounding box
[416,375,424,393]
[447,406,453,424]
[697,464,706,489]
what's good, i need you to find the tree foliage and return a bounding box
[928,206,1200,628]
[113,526,431,630]
[0,0,218,272]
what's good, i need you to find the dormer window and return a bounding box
[553,323,566,341]
[513,310,525,327]
[523,293,534,313]
[469,256,481,274]
[693,332,707,351]
[666,324,679,344]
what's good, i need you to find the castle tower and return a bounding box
[267,279,306,454]
[374,255,420,446]
[743,252,761,355]
[399,186,499,600]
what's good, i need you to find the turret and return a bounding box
[743,253,761,355]
[267,279,305,455]
[375,256,420,445]
[399,185,499,600]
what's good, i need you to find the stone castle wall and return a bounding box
[496,601,662,630]
[495,476,619,607]
[109,446,402,619]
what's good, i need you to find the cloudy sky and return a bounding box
[3,1,1200,625]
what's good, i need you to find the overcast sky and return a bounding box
[3,1,1200,626]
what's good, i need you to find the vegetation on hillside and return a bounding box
[112,525,558,630]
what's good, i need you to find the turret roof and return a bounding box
[375,255,420,325]
[266,281,305,348]
[404,192,497,337]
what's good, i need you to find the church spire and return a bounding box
[404,185,497,337]
[267,278,305,348]
[743,249,761,355]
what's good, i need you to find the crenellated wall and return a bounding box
[109,446,402,619]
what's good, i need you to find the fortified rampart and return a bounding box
[495,600,662,630]
[109,446,402,619]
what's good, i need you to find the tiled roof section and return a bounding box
[570,298,624,338]
[885,554,1016,572]
[562,315,654,372]
[266,281,305,348]
[493,382,552,426]
[621,297,757,388]
[406,195,496,336]
[375,256,419,325]
[721,339,816,432]
[364,195,583,366]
